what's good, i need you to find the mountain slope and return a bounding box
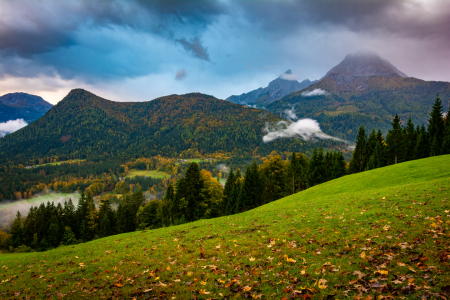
[1,155,449,298]
[0,89,338,164]
[226,70,316,107]
[0,92,53,123]
[267,51,450,141]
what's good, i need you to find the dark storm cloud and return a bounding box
[235,0,450,40]
[176,37,210,61]
[0,0,225,58]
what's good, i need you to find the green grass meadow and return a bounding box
[125,170,171,179]
[1,155,449,299]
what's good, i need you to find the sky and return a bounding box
[0,0,449,104]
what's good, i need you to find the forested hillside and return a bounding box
[266,52,450,141]
[0,89,342,165]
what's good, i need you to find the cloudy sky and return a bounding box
[0,0,449,104]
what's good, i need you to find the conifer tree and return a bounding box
[330,152,347,179]
[288,152,309,194]
[61,226,77,245]
[428,94,445,155]
[414,124,430,159]
[308,148,326,186]
[404,117,417,161]
[237,162,261,211]
[443,104,450,154]
[10,211,24,248]
[222,168,235,215]
[349,126,367,173]
[46,215,60,248]
[184,162,204,222]
[386,114,405,164]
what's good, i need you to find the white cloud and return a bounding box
[280,73,299,81]
[284,108,297,121]
[263,118,347,143]
[302,88,328,97]
[0,118,28,137]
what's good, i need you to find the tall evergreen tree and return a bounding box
[414,124,430,159]
[404,117,417,161]
[443,104,450,154]
[385,114,405,164]
[222,169,235,215]
[10,211,24,248]
[237,162,261,211]
[330,152,347,179]
[308,148,326,186]
[288,152,309,194]
[428,94,445,155]
[349,126,367,173]
[183,163,204,222]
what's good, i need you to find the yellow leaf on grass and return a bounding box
[374,270,388,275]
[318,279,328,289]
[166,266,171,271]
[243,286,252,292]
[360,251,366,259]
[249,257,256,261]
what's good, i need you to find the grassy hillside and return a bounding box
[1,155,449,299]
[267,76,450,140]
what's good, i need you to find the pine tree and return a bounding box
[349,126,367,173]
[288,152,309,194]
[330,152,347,179]
[10,211,24,248]
[404,117,417,161]
[61,226,77,245]
[385,114,405,164]
[365,129,378,162]
[308,148,326,186]
[428,94,445,155]
[237,162,261,211]
[184,163,204,222]
[414,125,430,159]
[443,104,450,154]
[48,214,61,248]
[222,169,235,215]
[226,170,241,215]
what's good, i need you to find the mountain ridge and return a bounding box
[0,92,53,123]
[265,51,450,141]
[226,70,317,106]
[0,89,340,165]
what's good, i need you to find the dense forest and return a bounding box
[267,76,450,141]
[0,148,348,252]
[348,95,450,172]
[0,89,345,166]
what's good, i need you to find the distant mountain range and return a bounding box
[0,89,341,165]
[226,70,317,107]
[234,50,450,141]
[0,93,53,123]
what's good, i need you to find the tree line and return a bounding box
[349,94,450,173]
[1,149,347,252]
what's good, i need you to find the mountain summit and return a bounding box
[265,50,449,141]
[226,70,316,107]
[323,50,407,85]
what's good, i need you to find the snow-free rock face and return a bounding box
[226,70,316,107]
[323,50,407,86]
